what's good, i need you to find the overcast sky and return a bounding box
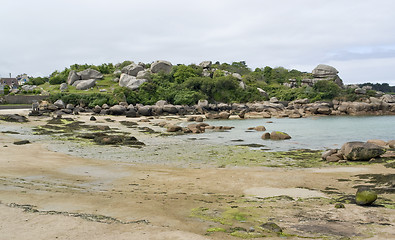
[1,0,394,85]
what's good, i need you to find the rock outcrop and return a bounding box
[67,69,102,89]
[312,64,344,87]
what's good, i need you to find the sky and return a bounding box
[1,0,395,85]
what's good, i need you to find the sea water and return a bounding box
[176,115,395,151]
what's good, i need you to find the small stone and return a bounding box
[254,126,266,131]
[13,140,30,145]
[90,116,97,121]
[259,222,282,233]
[335,203,345,208]
[355,188,377,206]
[261,132,271,140]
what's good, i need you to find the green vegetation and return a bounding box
[360,82,395,93]
[26,76,48,85]
[5,60,393,106]
[3,85,10,95]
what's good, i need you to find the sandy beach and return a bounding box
[0,110,394,239]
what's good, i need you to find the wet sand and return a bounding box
[0,111,394,239]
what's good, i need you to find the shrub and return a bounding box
[49,74,66,85]
[173,90,206,105]
[27,77,48,85]
[173,65,199,83]
[3,85,10,95]
[313,80,341,100]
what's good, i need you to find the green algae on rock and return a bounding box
[355,188,377,206]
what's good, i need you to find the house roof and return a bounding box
[0,78,19,86]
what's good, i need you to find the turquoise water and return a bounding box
[177,116,395,151]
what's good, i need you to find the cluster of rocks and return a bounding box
[112,60,173,90]
[165,121,234,134]
[246,126,291,140]
[241,94,395,118]
[283,64,344,88]
[322,140,394,162]
[29,92,395,118]
[67,68,104,90]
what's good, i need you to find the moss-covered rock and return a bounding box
[259,222,283,233]
[341,141,385,161]
[269,131,291,140]
[355,188,377,206]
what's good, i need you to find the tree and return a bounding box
[263,66,272,83]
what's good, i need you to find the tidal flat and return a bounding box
[0,110,394,240]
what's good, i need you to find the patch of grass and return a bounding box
[206,227,226,233]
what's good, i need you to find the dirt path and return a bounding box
[0,114,394,239]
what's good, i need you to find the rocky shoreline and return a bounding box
[1,108,395,239]
[26,92,395,121]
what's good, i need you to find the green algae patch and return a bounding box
[190,207,253,226]
[214,146,324,168]
[206,227,226,233]
[32,117,145,147]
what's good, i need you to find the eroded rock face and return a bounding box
[340,141,385,161]
[150,60,172,74]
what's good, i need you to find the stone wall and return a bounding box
[4,95,48,104]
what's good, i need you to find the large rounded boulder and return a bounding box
[74,79,96,90]
[78,68,103,80]
[270,131,291,140]
[150,60,172,74]
[109,105,126,115]
[119,73,147,90]
[312,64,338,78]
[122,63,144,77]
[340,141,385,161]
